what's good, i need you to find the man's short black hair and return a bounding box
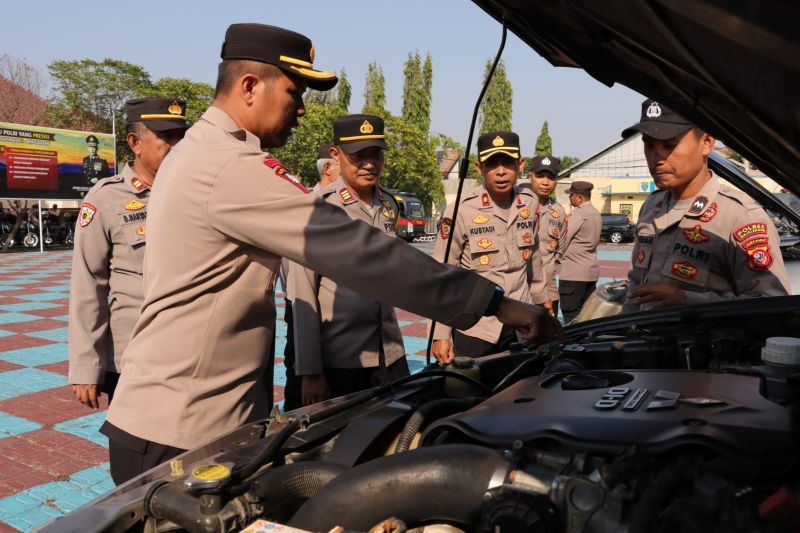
[215,59,283,97]
[125,121,146,136]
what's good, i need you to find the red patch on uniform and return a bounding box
[439,217,452,239]
[516,194,524,206]
[733,222,767,242]
[522,248,531,261]
[746,246,773,270]
[79,202,96,227]
[682,224,710,244]
[481,193,491,208]
[522,232,532,244]
[671,261,698,280]
[131,177,146,192]
[264,157,309,193]
[742,235,770,251]
[699,202,717,222]
[637,248,646,264]
[339,188,354,203]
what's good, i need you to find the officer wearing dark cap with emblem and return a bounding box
[83,135,111,184]
[558,179,601,323]
[620,99,789,313]
[102,23,556,484]
[289,115,409,405]
[528,155,567,316]
[429,131,547,361]
[69,98,189,411]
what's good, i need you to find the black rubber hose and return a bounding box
[288,444,511,531]
[146,482,222,533]
[395,398,479,453]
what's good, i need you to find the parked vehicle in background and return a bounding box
[390,190,427,242]
[600,212,634,243]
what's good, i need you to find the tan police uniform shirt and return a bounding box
[68,163,149,384]
[559,201,601,282]
[106,106,498,450]
[535,198,567,301]
[431,185,538,344]
[288,176,405,375]
[622,173,790,312]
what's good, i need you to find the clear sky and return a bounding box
[3,0,644,159]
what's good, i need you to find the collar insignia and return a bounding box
[699,202,718,222]
[131,177,146,192]
[481,193,491,208]
[339,188,355,203]
[688,195,709,215]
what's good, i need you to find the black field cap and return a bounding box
[125,98,189,132]
[85,135,99,146]
[566,180,594,195]
[622,99,694,140]
[333,114,388,154]
[317,143,333,159]
[221,23,337,91]
[530,155,561,176]
[477,131,520,162]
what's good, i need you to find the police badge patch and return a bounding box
[440,217,452,239]
[79,202,97,227]
[264,157,309,193]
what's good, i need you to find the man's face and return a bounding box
[88,145,97,156]
[643,129,714,191]
[530,171,557,199]
[477,154,524,197]
[335,146,384,192]
[569,192,583,208]
[251,71,306,148]
[132,127,185,181]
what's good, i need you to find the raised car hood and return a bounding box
[471,0,800,195]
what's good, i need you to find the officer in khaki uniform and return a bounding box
[529,156,567,316]
[103,24,556,484]
[289,115,408,406]
[559,180,602,323]
[430,131,541,361]
[620,99,790,312]
[68,98,189,410]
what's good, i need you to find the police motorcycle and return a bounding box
[46,3,800,532]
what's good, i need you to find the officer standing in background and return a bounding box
[103,24,556,484]
[68,98,189,409]
[558,180,601,323]
[621,99,790,312]
[430,131,542,362]
[315,143,339,189]
[529,155,567,316]
[290,115,408,406]
[83,135,112,184]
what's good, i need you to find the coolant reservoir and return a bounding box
[445,356,482,397]
[762,337,800,368]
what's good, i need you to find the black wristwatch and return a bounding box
[484,286,505,316]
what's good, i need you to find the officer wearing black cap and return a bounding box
[620,99,789,312]
[528,155,566,316]
[558,179,601,323]
[69,98,189,413]
[82,134,111,184]
[103,24,555,484]
[429,131,544,360]
[289,114,408,405]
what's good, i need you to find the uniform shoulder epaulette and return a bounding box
[95,174,124,188]
[718,185,761,210]
[377,186,399,207]
[319,182,337,197]
[460,186,483,204]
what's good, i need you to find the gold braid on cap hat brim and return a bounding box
[479,146,520,162]
[139,114,187,120]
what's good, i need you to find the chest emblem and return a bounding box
[519,208,531,219]
[382,209,395,220]
[551,210,560,219]
[521,232,533,244]
[637,248,646,264]
[135,225,146,237]
[671,261,698,280]
[477,238,493,249]
[682,225,710,244]
[473,215,490,224]
[124,199,146,211]
[479,254,491,265]
[699,202,718,222]
[550,239,558,250]
[79,202,97,227]
[688,195,709,215]
[522,248,531,261]
[733,222,767,242]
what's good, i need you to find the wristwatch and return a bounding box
[483,285,505,316]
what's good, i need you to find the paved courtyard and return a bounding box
[0,245,631,532]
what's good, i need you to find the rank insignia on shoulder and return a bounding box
[699,202,717,222]
[516,194,524,206]
[682,224,710,244]
[688,195,709,215]
[522,248,531,261]
[131,177,146,192]
[733,222,767,242]
[440,217,452,239]
[79,202,97,227]
[339,188,355,203]
[473,214,490,224]
[551,210,560,219]
[479,254,490,265]
[264,157,309,193]
[520,208,531,219]
[481,193,491,208]
[136,225,146,237]
[477,238,493,249]
[671,260,698,280]
[124,199,146,211]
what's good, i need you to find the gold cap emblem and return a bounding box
[168,102,182,115]
[492,135,505,147]
[309,45,315,63]
[360,120,374,134]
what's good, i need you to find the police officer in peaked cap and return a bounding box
[83,134,111,184]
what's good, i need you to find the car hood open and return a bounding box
[471,0,800,195]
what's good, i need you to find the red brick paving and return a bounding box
[400,322,428,337]
[0,360,23,372]
[0,319,67,334]
[0,297,26,305]
[37,360,69,376]
[0,388,99,427]
[0,334,56,352]
[0,521,22,533]
[22,308,66,319]
[395,309,425,323]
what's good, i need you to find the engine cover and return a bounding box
[429,371,794,468]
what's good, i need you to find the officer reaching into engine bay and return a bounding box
[621,99,790,312]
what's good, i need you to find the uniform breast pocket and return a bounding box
[635,223,656,270]
[660,253,710,288]
[468,232,499,271]
[122,221,147,247]
[515,228,535,249]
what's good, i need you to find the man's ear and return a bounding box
[126,132,141,157]
[240,73,260,106]
[517,158,526,174]
[331,146,342,164]
[701,133,716,157]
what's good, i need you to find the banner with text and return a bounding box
[0,122,115,200]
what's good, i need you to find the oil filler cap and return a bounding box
[761,337,800,366]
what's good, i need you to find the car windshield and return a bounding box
[405,200,425,219]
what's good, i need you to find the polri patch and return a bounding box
[682,225,710,244]
[733,222,767,242]
[124,199,146,211]
[79,202,97,227]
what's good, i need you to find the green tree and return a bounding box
[421,53,433,132]
[560,155,581,170]
[535,120,553,155]
[382,116,444,209]
[363,62,387,115]
[401,51,434,133]
[304,68,351,110]
[335,68,352,111]
[478,59,512,134]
